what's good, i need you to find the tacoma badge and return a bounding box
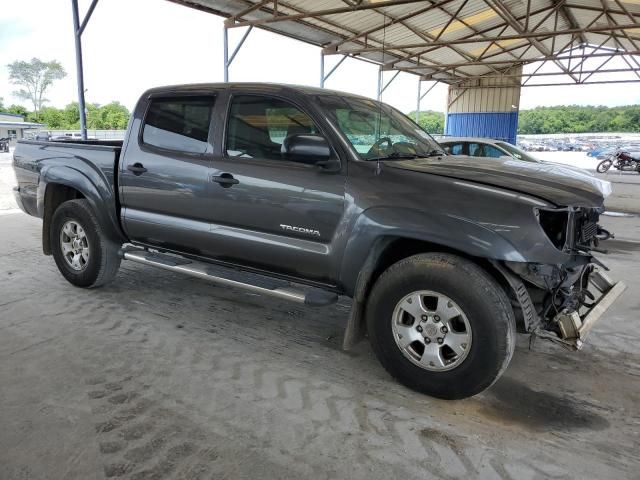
[280,224,321,237]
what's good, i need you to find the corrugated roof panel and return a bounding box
[168,0,639,84]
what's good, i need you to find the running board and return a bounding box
[122,249,338,307]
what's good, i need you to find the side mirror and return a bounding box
[282,134,331,162]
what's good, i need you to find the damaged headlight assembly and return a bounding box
[501,207,626,350]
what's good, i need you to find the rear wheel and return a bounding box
[366,253,516,400]
[597,159,612,173]
[51,199,120,288]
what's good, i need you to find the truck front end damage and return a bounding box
[498,206,626,350]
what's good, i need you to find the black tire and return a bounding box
[50,199,121,288]
[366,253,516,400]
[597,159,612,173]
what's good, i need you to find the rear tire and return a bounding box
[597,159,612,173]
[366,253,516,400]
[51,199,120,288]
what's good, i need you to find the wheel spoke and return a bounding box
[395,323,423,349]
[71,253,82,269]
[61,242,73,254]
[444,332,469,357]
[62,223,74,238]
[81,248,90,262]
[420,343,445,369]
[439,300,461,322]
[398,292,428,319]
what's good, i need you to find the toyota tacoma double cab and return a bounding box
[12,83,625,399]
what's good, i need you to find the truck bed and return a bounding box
[13,139,122,219]
[48,139,124,148]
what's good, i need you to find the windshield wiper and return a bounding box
[366,152,420,161]
[367,150,445,161]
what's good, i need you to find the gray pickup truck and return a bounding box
[12,83,625,399]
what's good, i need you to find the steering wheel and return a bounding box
[367,136,393,157]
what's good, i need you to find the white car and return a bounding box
[438,137,612,198]
[438,136,544,162]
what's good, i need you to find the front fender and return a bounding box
[39,165,125,245]
[339,206,569,296]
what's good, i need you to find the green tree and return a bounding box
[518,105,640,134]
[100,102,130,129]
[7,58,67,120]
[410,110,445,134]
[62,102,81,128]
[6,104,29,117]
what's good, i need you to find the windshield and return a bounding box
[316,94,444,160]
[495,141,541,163]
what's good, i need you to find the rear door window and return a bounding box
[142,96,215,154]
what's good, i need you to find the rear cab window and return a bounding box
[142,96,215,154]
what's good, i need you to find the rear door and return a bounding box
[119,94,217,253]
[203,93,346,283]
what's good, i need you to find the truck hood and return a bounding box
[388,156,610,208]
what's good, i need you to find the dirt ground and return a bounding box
[1,150,639,479]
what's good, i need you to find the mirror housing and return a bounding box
[282,134,332,164]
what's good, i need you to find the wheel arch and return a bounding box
[39,166,125,255]
[342,233,519,350]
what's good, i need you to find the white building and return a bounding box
[0,112,43,146]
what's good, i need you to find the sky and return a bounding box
[1,0,639,115]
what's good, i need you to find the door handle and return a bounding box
[211,173,239,188]
[127,163,148,176]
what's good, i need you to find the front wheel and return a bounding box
[366,253,516,400]
[51,199,121,288]
[597,159,613,173]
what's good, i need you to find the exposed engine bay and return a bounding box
[499,206,626,350]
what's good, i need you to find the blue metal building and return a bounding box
[445,67,522,145]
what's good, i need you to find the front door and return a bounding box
[204,93,346,284]
[119,94,217,254]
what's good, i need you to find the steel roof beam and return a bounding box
[481,0,581,81]
[380,3,559,68]
[226,0,271,23]
[424,0,523,66]
[397,50,640,69]
[330,23,640,54]
[320,54,348,88]
[78,0,100,36]
[449,79,640,88]
[226,0,429,28]
[563,4,639,17]
[452,68,640,79]
[554,1,588,45]
[600,0,640,71]
[323,0,459,52]
[368,4,486,70]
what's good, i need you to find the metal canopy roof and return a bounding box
[169,0,640,86]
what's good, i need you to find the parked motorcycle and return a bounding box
[0,137,10,153]
[597,149,640,174]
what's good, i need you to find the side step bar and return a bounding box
[122,249,338,307]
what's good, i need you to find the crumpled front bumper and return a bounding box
[536,269,627,350]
